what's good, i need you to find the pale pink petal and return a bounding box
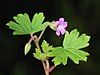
[62,22,68,28]
[57,25,66,35]
[56,30,60,36]
[60,29,66,35]
[59,18,64,23]
[57,25,65,30]
[55,18,68,36]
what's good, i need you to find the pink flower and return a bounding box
[55,18,68,36]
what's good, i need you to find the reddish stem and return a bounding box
[44,65,56,73]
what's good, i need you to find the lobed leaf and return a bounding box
[63,29,90,49]
[48,29,90,66]
[63,29,90,64]
[6,13,48,35]
[31,13,46,34]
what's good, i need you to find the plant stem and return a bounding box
[30,25,52,75]
[30,34,41,52]
[42,61,49,75]
[46,60,49,70]
[30,34,49,75]
[48,65,56,72]
[45,71,49,75]
[30,34,56,75]
[38,25,48,42]
[45,60,50,75]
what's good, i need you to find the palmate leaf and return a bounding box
[63,29,90,49]
[6,13,47,35]
[48,29,90,65]
[63,29,90,64]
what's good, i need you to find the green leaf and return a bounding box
[7,13,32,35]
[65,48,89,64]
[63,29,90,64]
[48,29,90,66]
[24,43,31,55]
[63,29,90,49]
[6,12,48,35]
[47,47,68,66]
[31,13,46,34]
[41,40,52,53]
[33,40,52,60]
[33,48,48,60]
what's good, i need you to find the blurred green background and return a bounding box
[0,0,100,75]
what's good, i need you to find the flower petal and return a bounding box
[54,18,68,36]
[56,30,60,36]
[60,28,66,35]
[57,25,66,35]
[62,22,68,28]
[57,25,65,30]
[59,18,64,23]
[55,21,60,27]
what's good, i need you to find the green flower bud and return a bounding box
[50,21,56,31]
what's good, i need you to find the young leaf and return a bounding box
[63,29,90,64]
[24,43,31,55]
[33,48,47,60]
[6,13,48,35]
[41,40,52,53]
[33,40,52,60]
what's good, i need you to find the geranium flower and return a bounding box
[55,18,68,36]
